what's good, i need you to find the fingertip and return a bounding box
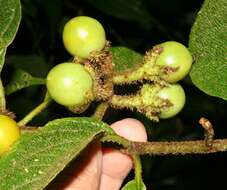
[100,147,132,190]
[102,147,132,178]
[110,118,148,142]
[100,118,148,190]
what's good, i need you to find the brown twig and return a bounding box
[126,139,227,155]
[103,117,227,155]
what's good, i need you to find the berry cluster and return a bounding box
[0,16,193,156]
[47,16,192,120]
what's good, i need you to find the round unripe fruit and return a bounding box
[46,62,93,107]
[156,41,193,82]
[0,115,20,155]
[158,84,186,119]
[63,16,106,59]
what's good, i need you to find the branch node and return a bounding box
[199,117,214,147]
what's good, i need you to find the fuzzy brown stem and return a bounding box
[127,139,227,155]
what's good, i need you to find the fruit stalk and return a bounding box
[17,93,51,126]
[0,80,6,111]
[132,154,143,189]
[92,102,109,120]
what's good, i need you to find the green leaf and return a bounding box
[39,0,62,47]
[0,47,6,73]
[0,0,21,47]
[0,117,114,190]
[189,0,227,100]
[111,47,143,73]
[122,179,146,190]
[5,69,46,95]
[6,54,49,77]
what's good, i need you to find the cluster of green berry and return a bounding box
[0,16,192,156]
[46,16,192,120]
[46,16,106,108]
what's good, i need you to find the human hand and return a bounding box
[53,118,147,190]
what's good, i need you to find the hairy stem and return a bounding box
[112,47,162,85]
[102,134,227,155]
[110,94,140,109]
[113,67,144,84]
[128,139,227,155]
[92,102,109,120]
[17,93,52,126]
[101,134,131,148]
[0,80,6,111]
[132,154,143,189]
[110,87,163,121]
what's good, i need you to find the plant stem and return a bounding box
[110,94,139,109]
[0,48,6,111]
[92,102,109,120]
[112,47,162,85]
[102,134,227,155]
[17,93,52,126]
[128,139,227,155]
[132,154,143,190]
[101,134,131,148]
[0,80,6,111]
[113,67,144,84]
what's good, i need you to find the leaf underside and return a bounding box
[0,117,113,190]
[189,0,227,100]
[0,0,21,48]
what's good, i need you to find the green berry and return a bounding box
[46,62,93,107]
[156,41,193,82]
[158,84,186,119]
[63,16,106,59]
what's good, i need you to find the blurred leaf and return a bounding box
[0,0,21,47]
[6,54,49,77]
[0,48,6,73]
[189,0,227,100]
[111,46,143,73]
[0,117,114,190]
[5,69,45,95]
[122,179,146,190]
[86,0,152,29]
[38,0,62,47]
[182,87,227,120]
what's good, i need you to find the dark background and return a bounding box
[4,0,227,189]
